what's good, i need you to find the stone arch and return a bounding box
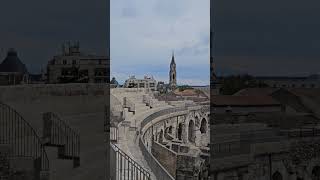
[312,166,320,180]
[164,127,169,134]
[158,129,163,143]
[188,120,195,143]
[168,126,173,134]
[200,118,207,134]
[177,123,183,140]
[272,171,283,180]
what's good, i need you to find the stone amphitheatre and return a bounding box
[0,83,210,180]
[110,87,210,180]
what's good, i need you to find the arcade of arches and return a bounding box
[142,107,210,179]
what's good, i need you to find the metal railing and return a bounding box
[279,128,320,138]
[110,127,118,143]
[0,102,49,173]
[139,138,175,180]
[43,112,80,167]
[110,143,151,180]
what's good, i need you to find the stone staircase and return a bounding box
[42,112,80,169]
[110,89,176,180]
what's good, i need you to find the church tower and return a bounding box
[169,51,177,89]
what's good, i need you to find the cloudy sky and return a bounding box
[111,0,210,85]
[0,0,108,73]
[214,0,320,76]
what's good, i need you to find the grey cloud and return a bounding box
[122,7,138,18]
[214,0,320,57]
[177,35,209,56]
[153,0,185,17]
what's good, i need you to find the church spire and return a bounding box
[169,50,177,90]
[171,50,175,65]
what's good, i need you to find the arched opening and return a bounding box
[272,171,283,180]
[200,118,207,134]
[155,131,158,141]
[188,120,195,143]
[158,129,163,143]
[178,123,183,140]
[312,166,320,180]
[173,73,175,81]
[168,126,173,134]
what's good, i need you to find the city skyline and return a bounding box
[0,0,108,74]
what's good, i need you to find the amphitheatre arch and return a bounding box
[272,171,283,180]
[188,120,196,143]
[200,118,207,134]
[158,129,164,143]
[312,166,320,180]
[177,123,183,140]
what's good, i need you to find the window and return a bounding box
[200,118,207,134]
[63,60,67,65]
[272,171,283,180]
[72,60,76,65]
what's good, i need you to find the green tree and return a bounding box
[220,74,268,95]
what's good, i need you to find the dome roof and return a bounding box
[110,77,119,85]
[0,48,28,73]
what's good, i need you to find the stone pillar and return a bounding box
[195,129,202,146]
[182,123,188,144]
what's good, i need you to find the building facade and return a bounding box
[47,42,108,84]
[123,75,157,91]
[256,75,320,89]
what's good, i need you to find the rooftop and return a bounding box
[211,95,281,106]
[0,48,28,74]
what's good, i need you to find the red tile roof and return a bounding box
[234,88,279,96]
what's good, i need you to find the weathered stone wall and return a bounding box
[0,83,107,136]
[0,83,107,100]
[176,155,201,180]
[151,141,177,178]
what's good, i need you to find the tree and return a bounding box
[220,74,268,95]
